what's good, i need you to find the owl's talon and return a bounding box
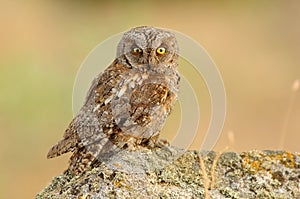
[155,138,170,148]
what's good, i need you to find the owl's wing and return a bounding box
[47,60,126,159]
[46,75,102,159]
[46,119,80,158]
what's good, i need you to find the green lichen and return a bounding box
[36,148,300,199]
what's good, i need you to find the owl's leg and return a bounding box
[142,133,170,148]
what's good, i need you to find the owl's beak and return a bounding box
[146,49,157,67]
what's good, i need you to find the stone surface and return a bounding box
[36,147,300,199]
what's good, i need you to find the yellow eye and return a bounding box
[156,47,166,55]
[133,47,142,54]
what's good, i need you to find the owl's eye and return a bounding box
[133,47,143,54]
[156,47,166,55]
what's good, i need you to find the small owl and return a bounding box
[47,26,180,174]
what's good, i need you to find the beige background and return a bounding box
[1,1,299,198]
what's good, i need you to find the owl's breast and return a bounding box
[107,68,179,139]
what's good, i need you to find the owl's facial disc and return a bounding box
[117,26,179,68]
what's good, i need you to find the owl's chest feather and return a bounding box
[92,66,179,140]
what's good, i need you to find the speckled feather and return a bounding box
[47,26,180,174]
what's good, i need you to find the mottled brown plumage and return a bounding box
[47,26,180,174]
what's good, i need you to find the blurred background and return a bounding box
[1,0,299,198]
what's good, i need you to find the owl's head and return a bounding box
[117,26,179,68]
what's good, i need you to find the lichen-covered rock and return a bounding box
[36,147,300,199]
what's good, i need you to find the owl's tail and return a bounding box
[47,138,76,159]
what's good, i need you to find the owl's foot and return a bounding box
[143,134,170,149]
[154,138,170,148]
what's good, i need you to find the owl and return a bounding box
[47,26,180,174]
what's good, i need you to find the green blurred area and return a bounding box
[1,0,300,198]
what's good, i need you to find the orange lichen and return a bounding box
[242,151,298,175]
[270,152,295,168]
[114,180,121,188]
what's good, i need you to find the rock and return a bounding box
[36,147,300,199]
